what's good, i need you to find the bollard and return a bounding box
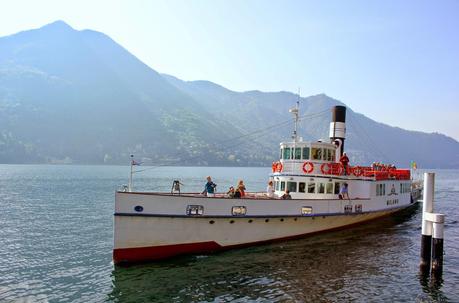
[431,213,445,276]
[419,173,434,273]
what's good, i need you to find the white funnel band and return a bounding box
[329,122,346,139]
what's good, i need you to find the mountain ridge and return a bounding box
[0,21,458,168]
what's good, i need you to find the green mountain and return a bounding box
[1,21,458,168]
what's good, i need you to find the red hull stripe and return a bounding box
[113,241,222,264]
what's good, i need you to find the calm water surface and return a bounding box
[0,165,458,302]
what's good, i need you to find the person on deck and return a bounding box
[267,180,275,198]
[227,186,235,198]
[281,189,292,200]
[339,183,349,200]
[340,152,350,175]
[202,176,217,197]
[236,180,246,198]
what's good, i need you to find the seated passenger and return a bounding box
[281,189,292,200]
[227,186,235,198]
[267,180,275,198]
[237,180,246,197]
[339,183,349,199]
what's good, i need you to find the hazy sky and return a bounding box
[1,0,458,140]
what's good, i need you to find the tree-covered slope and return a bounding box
[0,21,458,168]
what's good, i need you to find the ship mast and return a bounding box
[289,88,300,144]
[289,89,300,168]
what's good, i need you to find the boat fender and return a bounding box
[302,161,314,174]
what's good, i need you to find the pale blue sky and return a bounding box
[1,0,458,140]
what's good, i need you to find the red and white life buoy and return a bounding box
[302,161,314,174]
[320,163,331,175]
[271,162,277,173]
[353,166,363,177]
[276,162,283,173]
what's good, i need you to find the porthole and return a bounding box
[209,220,215,224]
[134,205,143,212]
[294,218,298,221]
[248,219,253,223]
[265,219,269,223]
[280,218,284,222]
[230,220,235,224]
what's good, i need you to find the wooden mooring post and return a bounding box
[420,172,445,277]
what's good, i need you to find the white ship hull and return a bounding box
[113,189,416,264]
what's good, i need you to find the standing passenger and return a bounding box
[202,176,217,197]
[267,180,275,198]
[340,152,350,175]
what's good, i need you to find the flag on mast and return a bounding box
[131,159,141,166]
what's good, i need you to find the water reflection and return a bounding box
[109,208,445,302]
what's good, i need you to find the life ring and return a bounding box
[330,163,343,175]
[271,162,277,173]
[353,166,363,177]
[320,163,331,175]
[276,162,283,173]
[302,162,314,174]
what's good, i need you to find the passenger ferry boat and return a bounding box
[113,105,421,264]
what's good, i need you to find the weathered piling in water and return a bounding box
[419,173,445,277]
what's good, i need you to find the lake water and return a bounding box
[0,165,458,302]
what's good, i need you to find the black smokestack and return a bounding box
[329,106,347,158]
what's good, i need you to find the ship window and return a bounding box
[275,181,280,191]
[326,183,333,194]
[330,149,336,161]
[376,183,386,196]
[186,205,204,215]
[326,149,334,161]
[299,182,306,193]
[287,181,297,192]
[307,182,316,193]
[283,148,291,160]
[294,148,301,159]
[302,147,310,160]
[301,206,313,215]
[334,182,341,194]
[280,181,286,191]
[344,205,352,213]
[232,206,247,216]
[318,183,325,194]
[311,148,322,160]
[324,149,329,161]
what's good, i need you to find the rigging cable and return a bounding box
[132,107,331,173]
